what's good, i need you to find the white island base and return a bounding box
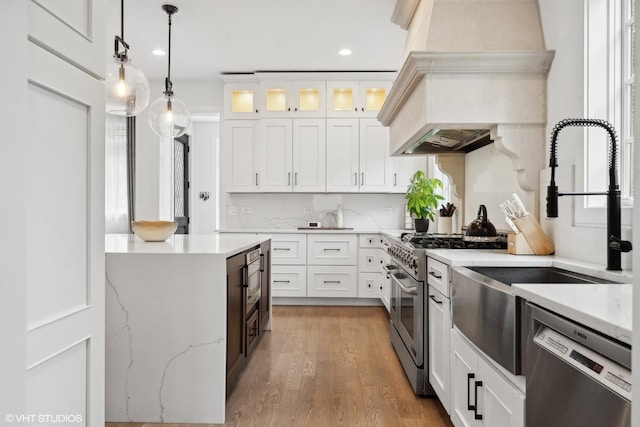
[105,234,270,424]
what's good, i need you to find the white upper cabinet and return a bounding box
[293,119,326,192]
[326,119,360,192]
[260,118,326,192]
[260,80,326,118]
[326,81,392,118]
[326,119,392,192]
[224,81,260,119]
[359,119,392,192]
[223,120,261,192]
[391,156,427,193]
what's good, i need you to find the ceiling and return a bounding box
[105,0,407,81]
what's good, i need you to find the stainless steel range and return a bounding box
[386,232,507,395]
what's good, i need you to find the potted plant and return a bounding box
[405,170,444,232]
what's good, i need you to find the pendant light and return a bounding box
[105,0,150,116]
[148,4,191,138]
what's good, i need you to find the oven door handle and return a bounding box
[390,272,418,296]
[382,264,399,274]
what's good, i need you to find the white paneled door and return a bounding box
[7,0,106,425]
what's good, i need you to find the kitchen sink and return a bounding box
[466,266,613,286]
[451,265,615,375]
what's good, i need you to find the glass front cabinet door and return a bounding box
[326,81,392,118]
[260,80,325,117]
[224,82,260,118]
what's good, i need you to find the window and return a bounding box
[586,0,634,205]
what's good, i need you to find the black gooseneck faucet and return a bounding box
[546,118,632,271]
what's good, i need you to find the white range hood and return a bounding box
[379,0,555,198]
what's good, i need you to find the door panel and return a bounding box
[28,0,105,77]
[26,43,104,425]
[224,121,259,192]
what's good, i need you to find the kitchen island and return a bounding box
[105,233,271,424]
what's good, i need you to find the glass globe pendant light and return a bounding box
[105,0,150,116]
[148,4,191,138]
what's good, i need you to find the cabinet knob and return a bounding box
[361,107,364,112]
[288,107,291,111]
[294,107,298,112]
[354,107,357,112]
[255,109,258,113]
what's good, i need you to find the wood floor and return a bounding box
[106,305,453,427]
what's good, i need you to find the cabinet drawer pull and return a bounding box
[361,172,364,185]
[273,280,291,283]
[467,373,476,411]
[274,247,291,251]
[322,248,341,251]
[474,381,484,420]
[288,172,291,185]
[323,280,341,284]
[294,172,298,185]
[255,173,259,186]
[429,271,442,279]
[429,295,442,305]
[393,173,397,186]
[354,172,358,186]
[260,253,265,272]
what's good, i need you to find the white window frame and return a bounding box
[580,0,633,227]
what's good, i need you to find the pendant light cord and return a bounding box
[163,5,177,98]
[114,0,129,60]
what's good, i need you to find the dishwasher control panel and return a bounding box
[534,327,632,401]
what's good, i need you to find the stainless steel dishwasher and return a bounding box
[525,303,631,427]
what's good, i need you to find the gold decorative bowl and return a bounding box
[131,220,178,242]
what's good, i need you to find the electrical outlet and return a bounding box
[383,208,393,214]
[303,208,313,214]
[227,206,238,216]
[241,207,251,214]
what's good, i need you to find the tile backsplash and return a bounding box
[222,193,408,230]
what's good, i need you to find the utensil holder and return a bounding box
[511,214,555,255]
[437,217,453,234]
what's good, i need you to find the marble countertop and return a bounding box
[426,248,633,345]
[513,282,632,345]
[105,233,271,257]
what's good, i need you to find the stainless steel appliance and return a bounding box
[385,233,507,395]
[525,303,631,427]
[244,247,262,315]
[451,266,613,375]
[387,236,433,396]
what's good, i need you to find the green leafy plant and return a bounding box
[405,170,444,221]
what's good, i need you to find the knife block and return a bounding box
[511,214,555,255]
[508,232,534,255]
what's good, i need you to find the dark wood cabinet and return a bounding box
[226,240,271,396]
[226,251,245,395]
[259,240,271,330]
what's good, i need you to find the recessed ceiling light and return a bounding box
[152,49,166,56]
[338,48,352,56]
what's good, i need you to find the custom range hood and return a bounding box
[379,0,555,167]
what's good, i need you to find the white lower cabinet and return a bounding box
[271,234,307,297]
[271,265,307,297]
[307,234,357,265]
[450,329,525,427]
[307,266,357,297]
[358,272,384,298]
[428,285,451,414]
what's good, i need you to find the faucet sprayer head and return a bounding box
[546,185,558,218]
